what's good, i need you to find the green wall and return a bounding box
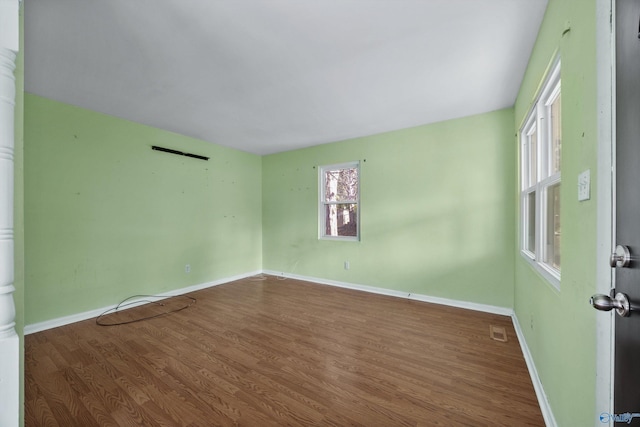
[263,108,516,308]
[514,0,598,426]
[24,94,263,324]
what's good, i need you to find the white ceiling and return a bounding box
[25,0,548,155]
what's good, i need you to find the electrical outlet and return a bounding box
[344,261,350,270]
[185,264,191,273]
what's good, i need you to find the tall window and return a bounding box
[319,162,360,240]
[520,59,561,288]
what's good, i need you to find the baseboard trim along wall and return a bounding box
[24,268,556,426]
[23,270,262,335]
[512,314,558,427]
[262,270,514,316]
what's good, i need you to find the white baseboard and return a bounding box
[262,270,514,316]
[23,270,262,335]
[512,313,557,427]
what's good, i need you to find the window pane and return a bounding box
[545,183,561,270]
[550,94,561,174]
[324,203,358,237]
[529,128,537,185]
[527,192,536,253]
[324,168,358,202]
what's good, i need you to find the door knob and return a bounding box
[610,245,632,268]
[590,292,632,317]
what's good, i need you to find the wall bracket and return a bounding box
[151,145,209,161]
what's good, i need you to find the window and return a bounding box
[319,162,360,240]
[520,59,561,288]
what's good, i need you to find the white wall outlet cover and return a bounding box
[578,170,591,201]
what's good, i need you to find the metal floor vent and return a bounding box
[490,325,508,342]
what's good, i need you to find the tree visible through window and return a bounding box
[319,162,359,240]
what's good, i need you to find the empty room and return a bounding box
[0,0,632,426]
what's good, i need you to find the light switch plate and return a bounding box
[578,170,590,201]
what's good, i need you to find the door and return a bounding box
[614,0,640,417]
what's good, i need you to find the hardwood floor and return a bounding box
[25,276,544,426]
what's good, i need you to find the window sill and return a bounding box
[520,250,561,291]
[319,235,360,242]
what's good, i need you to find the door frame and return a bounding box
[595,0,615,424]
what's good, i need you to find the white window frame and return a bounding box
[319,161,360,241]
[520,58,561,289]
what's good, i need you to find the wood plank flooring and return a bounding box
[25,275,544,426]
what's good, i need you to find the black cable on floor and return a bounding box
[95,294,196,326]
